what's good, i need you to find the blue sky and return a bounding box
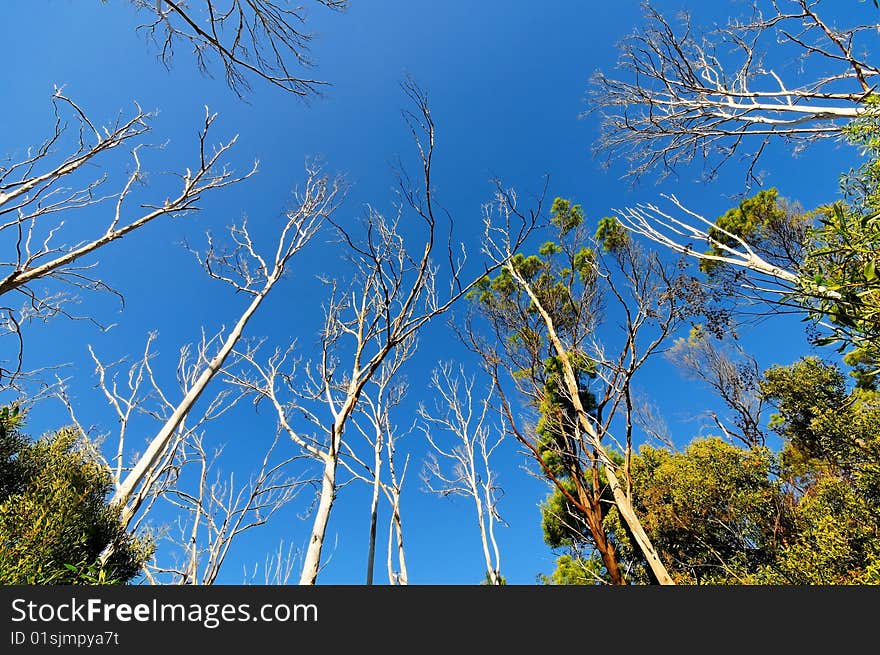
[1,1,872,584]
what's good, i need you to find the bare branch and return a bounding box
[419,362,506,585]
[589,1,880,183]
[135,0,348,97]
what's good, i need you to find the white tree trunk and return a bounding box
[365,437,382,585]
[388,493,408,585]
[112,279,275,527]
[471,479,498,585]
[299,452,339,585]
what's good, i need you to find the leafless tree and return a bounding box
[419,362,506,585]
[666,327,766,448]
[589,0,880,183]
[340,338,413,585]
[141,432,308,585]
[58,328,306,583]
[0,91,252,386]
[382,414,408,585]
[57,328,245,500]
[227,81,536,585]
[135,0,349,96]
[104,163,343,529]
[244,539,301,584]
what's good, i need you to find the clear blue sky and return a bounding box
[1,1,871,584]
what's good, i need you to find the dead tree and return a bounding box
[106,163,343,529]
[589,0,880,183]
[382,411,409,585]
[0,92,251,385]
[339,338,413,585]
[244,540,300,584]
[228,81,536,585]
[419,362,506,585]
[135,0,349,96]
[142,432,307,585]
[60,329,306,584]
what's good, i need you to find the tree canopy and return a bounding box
[0,407,151,584]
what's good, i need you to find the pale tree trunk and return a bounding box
[113,282,272,526]
[299,452,339,585]
[387,490,408,585]
[384,411,409,585]
[473,489,499,585]
[233,83,533,585]
[421,364,505,585]
[109,165,341,531]
[366,436,382,585]
[297,372,365,585]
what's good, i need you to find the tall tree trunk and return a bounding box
[299,452,339,585]
[571,471,625,585]
[365,437,382,585]
[389,494,408,585]
[474,492,498,584]
[509,263,674,584]
[113,278,276,528]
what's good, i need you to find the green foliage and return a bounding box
[755,476,880,584]
[701,188,789,274]
[800,199,880,382]
[572,246,596,282]
[628,438,782,584]
[594,216,628,252]
[757,358,880,583]
[0,414,151,585]
[550,197,584,235]
[480,571,507,585]
[0,405,26,497]
[762,357,880,487]
[539,554,605,585]
[761,357,848,461]
[535,353,598,477]
[563,355,880,585]
[790,96,880,382]
[540,482,581,548]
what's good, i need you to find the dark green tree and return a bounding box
[0,409,151,584]
[755,357,880,583]
[590,356,880,585]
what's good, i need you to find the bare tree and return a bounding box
[244,539,301,584]
[135,0,349,96]
[58,328,305,584]
[419,362,506,585]
[589,1,880,183]
[0,91,251,385]
[382,413,409,585]
[142,432,307,585]
[228,82,535,585]
[666,327,766,448]
[340,338,413,585]
[106,163,343,529]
